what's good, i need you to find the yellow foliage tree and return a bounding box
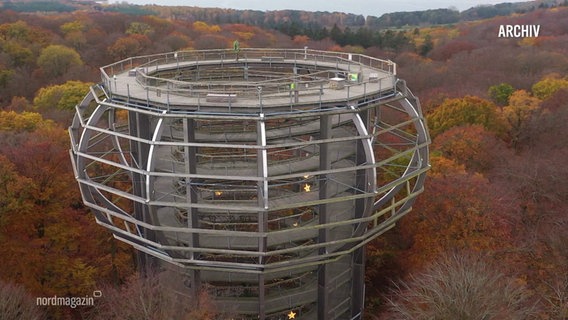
[60,20,85,35]
[501,90,541,148]
[532,75,568,100]
[2,41,34,67]
[426,95,504,138]
[0,110,50,132]
[33,80,93,111]
[193,21,221,33]
[126,22,154,36]
[0,20,32,41]
[37,44,83,78]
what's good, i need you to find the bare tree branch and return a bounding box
[385,252,537,320]
[0,280,46,320]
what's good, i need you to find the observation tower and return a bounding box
[69,48,429,319]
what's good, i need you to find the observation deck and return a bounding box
[100,48,397,115]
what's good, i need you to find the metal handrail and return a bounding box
[100,48,396,99]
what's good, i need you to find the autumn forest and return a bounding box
[0,1,567,319]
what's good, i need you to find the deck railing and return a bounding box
[100,48,397,105]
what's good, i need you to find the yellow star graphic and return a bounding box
[287,310,296,319]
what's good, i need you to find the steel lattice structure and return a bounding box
[69,48,429,320]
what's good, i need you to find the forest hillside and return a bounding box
[0,1,567,319]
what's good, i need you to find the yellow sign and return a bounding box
[287,310,296,319]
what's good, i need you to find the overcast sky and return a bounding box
[114,0,526,17]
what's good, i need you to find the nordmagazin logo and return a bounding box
[36,290,102,308]
[498,24,541,38]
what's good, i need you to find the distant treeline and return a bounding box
[3,0,568,32]
[123,4,566,29]
[2,1,76,12]
[5,0,568,29]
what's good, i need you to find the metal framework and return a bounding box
[69,48,429,320]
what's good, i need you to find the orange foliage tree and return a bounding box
[431,124,507,172]
[0,113,134,318]
[397,155,512,271]
[107,34,151,60]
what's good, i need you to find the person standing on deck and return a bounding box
[233,40,240,61]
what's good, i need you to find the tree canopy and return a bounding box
[0,4,567,319]
[37,45,83,78]
[33,80,93,111]
[426,96,503,138]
